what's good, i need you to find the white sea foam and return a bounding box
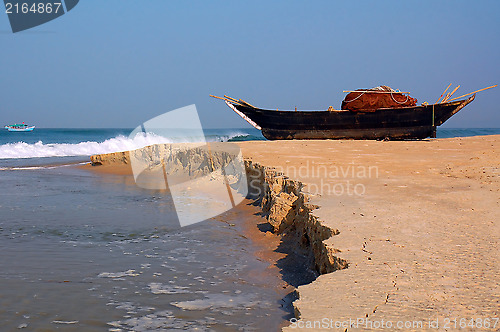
[148,282,190,295]
[98,269,140,279]
[0,162,89,171]
[0,131,249,159]
[171,293,257,310]
[107,310,198,331]
[0,133,171,159]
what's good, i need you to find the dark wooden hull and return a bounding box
[226,95,475,140]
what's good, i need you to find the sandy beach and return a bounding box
[88,135,500,331]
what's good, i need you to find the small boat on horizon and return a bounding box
[4,123,35,132]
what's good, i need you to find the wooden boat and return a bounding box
[4,123,35,132]
[214,95,475,140]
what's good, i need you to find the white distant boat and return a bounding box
[4,123,35,132]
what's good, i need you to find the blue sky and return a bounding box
[1,0,499,128]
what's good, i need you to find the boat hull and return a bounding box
[227,95,475,140]
[262,126,434,140]
[5,126,35,132]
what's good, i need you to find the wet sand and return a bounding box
[88,135,499,331]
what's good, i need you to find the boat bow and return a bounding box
[225,100,261,130]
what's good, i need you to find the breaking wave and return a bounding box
[0,131,253,159]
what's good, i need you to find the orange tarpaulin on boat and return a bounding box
[341,86,417,111]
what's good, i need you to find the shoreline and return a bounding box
[85,135,500,331]
[80,155,312,330]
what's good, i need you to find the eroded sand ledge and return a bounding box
[245,160,348,275]
[89,136,499,331]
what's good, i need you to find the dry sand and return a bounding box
[238,135,499,331]
[86,135,499,331]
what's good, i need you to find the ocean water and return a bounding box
[0,127,498,330]
[0,163,306,331]
[0,128,265,160]
[435,128,500,138]
[0,127,497,160]
[0,128,307,331]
